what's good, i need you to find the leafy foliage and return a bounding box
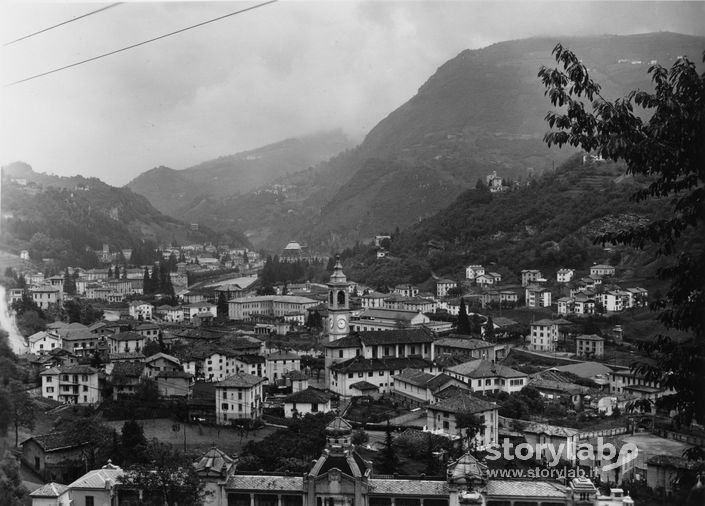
[239,412,335,472]
[118,440,206,506]
[0,455,30,506]
[538,44,705,427]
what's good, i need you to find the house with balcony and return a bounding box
[107,331,146,354]
[40,365,100,405]
[128,300,154,320]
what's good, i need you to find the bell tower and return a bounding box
[327,255,350,342]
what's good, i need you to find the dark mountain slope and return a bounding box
[1,162,245,267]
[300,33,704,251]
[341,154,671,289]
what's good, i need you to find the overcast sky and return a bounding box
[1,1,703,186]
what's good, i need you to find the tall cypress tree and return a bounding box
[457,297,471,334]
[143,266,151,294]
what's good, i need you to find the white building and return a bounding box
[266,351,301,381]
[214,372,266,424]
[30,286,61,309]
[28,331,61,355]
[282,387,334,417]
[426,393,498,449]
[557,268,575,283]
[445,360,528,394]
[525,286,552,308]
[465,264,485,280]
[40,365,100,405]
[530,319,559,352]
[228,295,318,321]
[128,301,154,320]
[590,264,616,277]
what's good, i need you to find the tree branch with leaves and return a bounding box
[538,44,705,430]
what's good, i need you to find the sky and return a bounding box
[1,1,703,186]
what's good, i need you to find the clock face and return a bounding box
[337,318,347,329]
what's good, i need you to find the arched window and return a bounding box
[337,290,346,306]
[329,292,334,305]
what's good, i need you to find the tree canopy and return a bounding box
[538,44,705,428]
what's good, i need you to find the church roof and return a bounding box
[328,256,348,285]
[309,448,370,479]
[325,417,352,435]
[193,447,236,478]
[447,452,489,483]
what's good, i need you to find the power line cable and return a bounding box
[5,0,278,87]
[4,3,123,47]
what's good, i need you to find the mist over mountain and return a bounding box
[125,131,354,216]
[153,32,702,253]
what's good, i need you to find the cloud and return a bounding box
[1,1,703,185]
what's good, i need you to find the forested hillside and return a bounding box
[1,162,248,268]
[340,155,669,289]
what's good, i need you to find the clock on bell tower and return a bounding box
[327,255,350,342]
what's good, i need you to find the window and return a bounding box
[221,403,229,411]
[46,376,52,382]
[338,350,343,358]
[47,387,54,393]
[238,391,243,400]
[83,385,88,392]
[311,403,318,412]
